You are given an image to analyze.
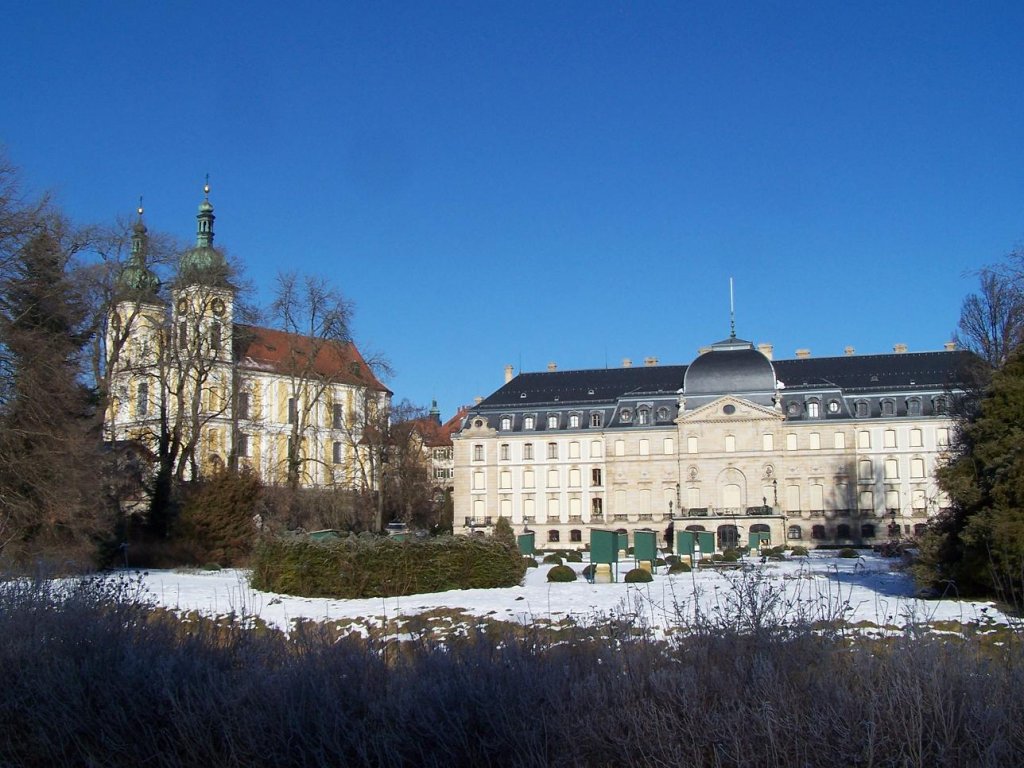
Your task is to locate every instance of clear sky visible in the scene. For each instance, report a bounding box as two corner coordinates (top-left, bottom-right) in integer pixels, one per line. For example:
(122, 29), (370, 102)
(3, 2), (1023, 418)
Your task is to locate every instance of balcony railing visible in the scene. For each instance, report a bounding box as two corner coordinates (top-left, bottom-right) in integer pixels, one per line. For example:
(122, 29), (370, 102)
(464, 516), (493, 527)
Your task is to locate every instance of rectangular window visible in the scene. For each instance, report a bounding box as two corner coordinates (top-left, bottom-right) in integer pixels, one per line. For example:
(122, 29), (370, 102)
(332, 440), (342, 464)
(859, 459), (873, 480)
(137, 382), (149, 417)
(687, 436), (698, 453)
(615, 439), (626, 457)
(807, 401), (820, 418)
(524, 416), (535, 430)
(547, 469), (559, 487)
(237, 433), (249, 458)
(663, 437), (674, 454)
(591, 468), (603, 487)
(500, 443), (510, 461)
(547, 414), (558, 429)
(885, 489), (900, 511)
(591, 440), (603, 458)
(786, 433), (798, 451)
(547, 442), (558, 459)
(858, 430), (871, 449)
(238, 391), (251, 420)
(639, 439), (650, 456)
(210, 322), (221, 352)
(725, 435), (736, 452)
(178, 321), (187, 347)
(884, 429), (897, 448)
(912, 489), (927, 509)
(910, 428), (923, 447)
(523, 443), (534, 460)
(859, 490), (874, 511)
(569, 468), (580, 487)
(569, 413), (580, 428)
(809, 433), (821, 450)
(472, 471), (485, 490)
(884, 458), (899, 479)
(590, 413), (602, 427)
(911, 458), (925, 478)
(333, 403), (344, 429)
(500, 470), (511, 489)
(687, 488), (700, 509)
(810, 484), (824, 510)
(833, 432), (846, 449)
(523, 470), (535, 488)
(288, 397), (298, 425)
(473, 444), (484, 462)
(569, 441), (580, 459)
(786, 485), (801, 512)
(762, 434), (774, 451)
(937, 428), (950, 447)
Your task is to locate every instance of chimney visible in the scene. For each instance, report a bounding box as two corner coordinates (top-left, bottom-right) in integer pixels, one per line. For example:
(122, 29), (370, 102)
(547, 361), (557, 372)
(893, 343), (908, 354)
(474, 396), (483, 405)
(796, 348), (811, 359)
(504, 364), (514, 384)
(622, 358), (632, 368)
(844, 346), (855, 356)
(757, 343), (773, 360)
(643, 356), (659, 367)
(944, 341), (957, 351)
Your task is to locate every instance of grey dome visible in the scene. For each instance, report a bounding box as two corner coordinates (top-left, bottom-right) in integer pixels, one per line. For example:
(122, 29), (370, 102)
(683, 337), (777, 396)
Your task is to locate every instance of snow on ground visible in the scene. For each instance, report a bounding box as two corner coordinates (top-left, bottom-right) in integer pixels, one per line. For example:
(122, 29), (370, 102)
(137, 551), (1012, 637)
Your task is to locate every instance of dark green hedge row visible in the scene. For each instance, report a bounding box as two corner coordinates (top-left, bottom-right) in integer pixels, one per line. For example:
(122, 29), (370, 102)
(250, 535), (527, 598)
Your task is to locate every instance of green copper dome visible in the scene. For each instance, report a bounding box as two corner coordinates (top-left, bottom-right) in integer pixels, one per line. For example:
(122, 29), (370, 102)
(117, 211), (161, 299)
(177, 180), (230, 287)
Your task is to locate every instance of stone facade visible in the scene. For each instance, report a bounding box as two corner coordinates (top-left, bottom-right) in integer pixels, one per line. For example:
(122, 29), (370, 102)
(453, 335), (968, 550)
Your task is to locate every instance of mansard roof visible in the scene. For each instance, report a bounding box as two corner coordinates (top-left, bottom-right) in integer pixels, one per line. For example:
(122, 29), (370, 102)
(477, 349), (974, 410)
(233, 324), (390, 392)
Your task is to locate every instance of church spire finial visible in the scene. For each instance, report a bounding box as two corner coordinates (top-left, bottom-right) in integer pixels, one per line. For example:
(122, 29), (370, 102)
(196, 175), (215, 248)
(131, 196), (148, 257)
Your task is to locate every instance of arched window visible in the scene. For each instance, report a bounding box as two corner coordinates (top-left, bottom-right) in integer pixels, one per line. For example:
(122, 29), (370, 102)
(836, 524), (851, 539)
(637, 408), (650, 425)
(570, 529), (582, 543)
(913, 523), (928, 537)
(500, 415), (512, 430)
(861, 524), (876, 538)
(787, 525), (802, 540)
(811, 525), (826, 539)
(547, 530), (560, 543)
(717, 525), (739, 550)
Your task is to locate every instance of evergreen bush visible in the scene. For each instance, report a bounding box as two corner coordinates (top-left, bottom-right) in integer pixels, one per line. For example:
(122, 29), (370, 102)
(669, 561), (691, 574)
(177, 468), (262, 566)
(542, 554), (563, 565)
(623, 568), (653, 583)
(547, 565), (577, 582)
(564, 550), (583, 563)
(581, 564), (596, 580)
(838, 548), (859, 558)
(251, 534), (527, 598)
(791, 545), (809, 556)
(722, 551), (740, 563)
(525, 557), (538, 568)
(654, 557), (666, 567)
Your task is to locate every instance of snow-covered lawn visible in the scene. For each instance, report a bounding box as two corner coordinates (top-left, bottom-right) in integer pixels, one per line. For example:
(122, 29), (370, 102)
(138, 551), (1013, 638)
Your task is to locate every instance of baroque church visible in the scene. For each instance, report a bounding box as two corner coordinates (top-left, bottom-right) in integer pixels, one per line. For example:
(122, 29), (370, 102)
(105, 184), (390, 488)
(454, 331), (972, 549)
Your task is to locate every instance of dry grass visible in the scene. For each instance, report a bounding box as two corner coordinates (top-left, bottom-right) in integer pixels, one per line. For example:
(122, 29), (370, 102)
(1, 570), (1022, 767)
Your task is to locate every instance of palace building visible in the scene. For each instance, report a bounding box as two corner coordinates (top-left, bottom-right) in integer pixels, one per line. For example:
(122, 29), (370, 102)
(105, 185), (390, 488)
(453, 333), (972, 549)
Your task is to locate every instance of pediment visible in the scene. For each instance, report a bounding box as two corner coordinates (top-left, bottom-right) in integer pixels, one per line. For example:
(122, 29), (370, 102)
(678, 395), (783, 425)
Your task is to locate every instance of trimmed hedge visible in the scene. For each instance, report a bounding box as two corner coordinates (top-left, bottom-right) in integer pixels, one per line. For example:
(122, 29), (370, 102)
(669, 561), (691, 574)
(250, 535), (526, 598)
(542, 554), (564, 566)
(547, 565), (577, 582)
(624, 568), (653, 583)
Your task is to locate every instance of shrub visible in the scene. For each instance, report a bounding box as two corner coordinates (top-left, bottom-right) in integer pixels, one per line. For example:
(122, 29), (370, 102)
(564, 550), (583, 563)
(542, 554), (563, 566)
(669, 561), (691, 574)
(176, 467), (262, 566)
(581, 564), (596, 580)
(626, 546), (634, 556)
(547, 565), (577, 582)
(251, 535), (527, 598)
(525, 557), (538, 568)
(711, 553), (724, 562)
(654, 557), (666, 567)
(838, 548), (859, 559)
(791, 545), (809, 556)
(492, 516), (516, 547)
(623, 568), (653, 583)
(665, 555), (679, 567)
(722, 551), (740, 563)
(699, 557), (714, 566)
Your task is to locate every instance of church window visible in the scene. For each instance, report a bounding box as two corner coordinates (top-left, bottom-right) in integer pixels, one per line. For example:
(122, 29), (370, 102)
(332, 441), (342, 464)
(178, 321), (188, 347)
(136, 382), (149, 417)
(725, 435), (736, 453)
(288, 398), (297, 425)
(210, 322), (221, 352)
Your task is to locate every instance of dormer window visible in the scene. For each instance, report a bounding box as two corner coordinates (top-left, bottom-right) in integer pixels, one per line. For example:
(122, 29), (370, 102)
(828, 399), (841, 414)
(656, 406), (670, 421)
(500, 416), (512, 431)
(933, 396), (948, 414)
(806, 400), (820, 419)
(620, 408), (633, 423)
(547, 414), (559, 429)
(637, 408), (650, 425)
(855, 400), (869, 418)
(590, 412), (603, 428)
(568, 413), (581, 428)
(907, 398), (922, 416)
(524, 415), (535, 430)
(881, 399), (896, 417)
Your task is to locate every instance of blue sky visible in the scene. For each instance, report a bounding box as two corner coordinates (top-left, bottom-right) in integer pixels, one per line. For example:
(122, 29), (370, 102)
(3, 2), (1023, 418)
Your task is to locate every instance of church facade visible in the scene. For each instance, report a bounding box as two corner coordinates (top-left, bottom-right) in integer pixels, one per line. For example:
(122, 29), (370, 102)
(105, 186), (390, 489)
(453, 335), (970, 549)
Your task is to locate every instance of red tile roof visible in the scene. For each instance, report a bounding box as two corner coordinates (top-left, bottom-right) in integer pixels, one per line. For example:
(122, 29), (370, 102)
(233, 324), (390, 393)
(416, 405), (471, 447)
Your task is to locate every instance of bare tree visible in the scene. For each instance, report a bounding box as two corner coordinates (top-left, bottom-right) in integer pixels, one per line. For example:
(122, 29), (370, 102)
(954, 264), (1024, 368)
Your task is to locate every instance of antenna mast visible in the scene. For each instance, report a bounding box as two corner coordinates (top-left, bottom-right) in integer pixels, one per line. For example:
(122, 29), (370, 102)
(729, 277), (736, 338)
